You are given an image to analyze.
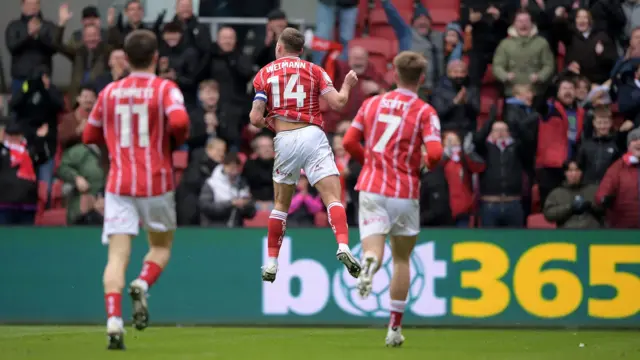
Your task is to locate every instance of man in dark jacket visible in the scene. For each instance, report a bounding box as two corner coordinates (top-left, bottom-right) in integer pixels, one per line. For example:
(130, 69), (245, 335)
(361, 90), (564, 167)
(5, 0), (57, 94)
(543, 159), (603, 228)
(254, 9), (289, 68)
(577, 106), (628, 184)
(431, 60), (480, 137)
(159, 20), (199, 109)
(474, 115), (534, 228)
(242, 134), (275, 202)
(174, 0), (212, 81)
(617, 62), (640, 121)
(107, 0), (165, 47)
(210, 26), (254, 111)
(70, 6), (108, 44)
(0, 116), (48, 224)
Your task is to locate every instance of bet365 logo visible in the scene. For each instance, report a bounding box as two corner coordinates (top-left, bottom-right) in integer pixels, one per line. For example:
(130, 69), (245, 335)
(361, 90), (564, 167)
(262, 237), (448, 317)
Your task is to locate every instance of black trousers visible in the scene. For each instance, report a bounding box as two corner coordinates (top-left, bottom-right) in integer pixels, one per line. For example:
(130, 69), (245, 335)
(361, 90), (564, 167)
(537, 167), (565, 208)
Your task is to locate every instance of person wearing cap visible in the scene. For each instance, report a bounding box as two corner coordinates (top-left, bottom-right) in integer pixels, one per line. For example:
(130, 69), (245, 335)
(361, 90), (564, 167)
(254, 9), (289, 68)
(543, 159), (603, 228)
(70, 5), (108, 44)
(381, 0), (444, 92)
(107, 0), (166, 48)
(596, 127), (640, 228)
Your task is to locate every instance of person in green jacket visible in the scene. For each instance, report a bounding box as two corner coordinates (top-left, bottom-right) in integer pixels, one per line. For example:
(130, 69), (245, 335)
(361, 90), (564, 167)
(56, 144), (106, 224)
(492, 9), (555, 97)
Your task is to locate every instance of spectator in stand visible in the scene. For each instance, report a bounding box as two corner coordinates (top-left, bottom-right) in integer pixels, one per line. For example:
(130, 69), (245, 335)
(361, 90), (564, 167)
(616, 62), (640, 122)
(55, 5), (115, 104)
(199, 152), (256, 227)
(0, 116), (48, 225)
(537, 77), (584, 206)
(381, 0), (444, 92)
(492, 9), (555, 98)
(188, 80), (243, 153)
(56, 143), (107, 225)
(108, 0), (166, 47)
(442, 132), (485, 228)
(94, 49), (129, 93)
(465, 4), (509, 87)
(443, 22), (466, 65)
(324, 46), (388, 133)
(242, 134), (276, 207)
(210, 26), (254, 111)
(502, 84), (539, 176)
(159, 20), (199, 109)
(578, 106), (629, 185)
(521, 0), (555, 53)
(71, 6), (107, 44)
(58, 85), (96, 150)
(174, 0), (212, 81)
(575, 75), (592, 107)
(474, 117), (533, 228)
(622, 0), (640, 47)
(255, 10), (289, 68)
(554, 8), (617, 85)
(9, 67), (63, 192)
(543, 160), (603, 228)
(312, 0), (358, 65)
(431, 60), (479, 137)
(176, 137), (226, 225)
(288, 172), (324, 226)
(596, 127), (640, 228)
(587, 0), (626, 45)
(5, 0), (57, 94)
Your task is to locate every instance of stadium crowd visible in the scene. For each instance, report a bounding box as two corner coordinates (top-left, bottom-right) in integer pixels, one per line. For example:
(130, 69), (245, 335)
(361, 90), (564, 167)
(2, 0), (640, 229)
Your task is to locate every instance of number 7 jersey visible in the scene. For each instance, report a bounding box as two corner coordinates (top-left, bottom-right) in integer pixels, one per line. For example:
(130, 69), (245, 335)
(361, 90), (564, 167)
(84, 73), (189, 197)
(352, 89), (442, 199)
(253, 56), (335, 129)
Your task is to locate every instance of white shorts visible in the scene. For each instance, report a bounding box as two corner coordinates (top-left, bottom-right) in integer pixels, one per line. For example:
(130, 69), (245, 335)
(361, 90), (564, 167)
(358, 191), (420, 240)
(273, 125), (340, 186)
(102, 191), (177, 244)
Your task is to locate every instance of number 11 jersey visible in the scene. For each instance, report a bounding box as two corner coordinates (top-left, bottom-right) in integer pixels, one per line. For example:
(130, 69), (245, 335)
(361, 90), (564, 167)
(253, 56), (335, 130)
(85, 72), (188, 197)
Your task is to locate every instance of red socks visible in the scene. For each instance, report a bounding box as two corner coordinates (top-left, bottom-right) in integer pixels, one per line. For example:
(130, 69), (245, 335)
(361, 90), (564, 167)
(105, 293), (122, 318)
(328, 202), (349, 245)
(268, 210), (288, 258)
(389, 300), (406, 329)
(138, 261), (163, 288)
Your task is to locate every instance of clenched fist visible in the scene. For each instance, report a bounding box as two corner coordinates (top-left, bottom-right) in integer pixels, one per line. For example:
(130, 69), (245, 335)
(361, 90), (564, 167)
(344, 70), (359, 88)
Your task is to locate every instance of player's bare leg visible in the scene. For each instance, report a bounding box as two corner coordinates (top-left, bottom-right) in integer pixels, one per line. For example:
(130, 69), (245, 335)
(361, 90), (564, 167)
(356, 234), (386, 298)
(385, 235), (418, 347)
(314, 175), (361, 278)
(103, 234), (133, 350)
(262, 182), (296, 282)
(129, 231), (174, 330)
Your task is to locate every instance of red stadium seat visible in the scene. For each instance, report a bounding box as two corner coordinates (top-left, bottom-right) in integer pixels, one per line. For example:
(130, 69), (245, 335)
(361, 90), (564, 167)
(36, 208), (67, 226)
(50, 180), (65, 209)
(482, 65), (497, 85)
(173, 150), (188, 170)
(531, 184), (541, 213)
(370, 25), (399, 41)
(527, 214), (556, 229)
(427, 8), (459, 31)
(244, 210), (271, 227)
(392, 0), (416, 11)
(314, 212), (330, 227)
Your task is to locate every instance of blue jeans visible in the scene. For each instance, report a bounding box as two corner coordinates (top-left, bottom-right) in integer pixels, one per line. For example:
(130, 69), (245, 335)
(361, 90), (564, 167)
(0, 209), (36, 225)
(480, 200), (524, 228)
(455, 215), (470, 228)
(11, 79), (25, 96)
(38, 158), (55, 207)
(312, 3), (358, 65)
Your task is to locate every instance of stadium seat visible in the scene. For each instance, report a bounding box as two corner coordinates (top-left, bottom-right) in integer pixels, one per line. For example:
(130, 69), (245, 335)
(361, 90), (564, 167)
(527, 214), (556, 229)
(482, 65), (497, 85)
(314, 212), (330, 227)
(244, 210), (271, 227)
(531, 184), (541, 213)
(392, 0), (416, 11)
(426, 8), (459, 31)
(36, 208), (67, 226)
(50, 180), (65, 209)
(173, 151), (188, 170)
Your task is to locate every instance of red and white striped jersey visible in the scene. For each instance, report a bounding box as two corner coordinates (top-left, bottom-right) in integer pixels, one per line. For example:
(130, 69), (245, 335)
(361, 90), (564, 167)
(253, 56), (335, 129)
(84, 72), (188, 197)
(352, 88), (442, 199)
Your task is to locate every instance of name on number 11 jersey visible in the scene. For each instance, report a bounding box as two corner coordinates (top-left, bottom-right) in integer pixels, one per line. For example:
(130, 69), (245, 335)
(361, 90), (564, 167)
(352, 88), (442, 199)
(253, 56), (335, 129)
(83, 73), (188, 197)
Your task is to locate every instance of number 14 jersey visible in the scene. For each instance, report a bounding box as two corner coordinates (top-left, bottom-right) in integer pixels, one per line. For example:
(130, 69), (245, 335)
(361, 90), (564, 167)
(253, 56), (335, 130)
(352, 89), (442, 199)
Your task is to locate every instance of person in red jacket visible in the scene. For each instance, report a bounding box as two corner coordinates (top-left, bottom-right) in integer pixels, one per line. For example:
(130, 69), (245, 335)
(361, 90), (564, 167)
(537, 77), (584, 206)
(596, 128), (640, 228)
(442, 131), (485, 227)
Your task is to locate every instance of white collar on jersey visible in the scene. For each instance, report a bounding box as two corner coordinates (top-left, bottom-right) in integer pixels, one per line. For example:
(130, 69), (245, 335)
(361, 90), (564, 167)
(128, 71), (157, 78)
(394, 88), (418, 97)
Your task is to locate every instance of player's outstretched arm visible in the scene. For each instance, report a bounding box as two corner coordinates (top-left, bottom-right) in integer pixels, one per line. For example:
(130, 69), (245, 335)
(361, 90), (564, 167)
(323, 70), (359, 111)
(343, 125), (365, 164)
(249, 100), (267, 128)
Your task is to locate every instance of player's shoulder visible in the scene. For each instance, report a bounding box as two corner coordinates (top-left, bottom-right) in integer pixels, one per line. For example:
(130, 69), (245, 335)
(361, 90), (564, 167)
(412, 98), (435, 114)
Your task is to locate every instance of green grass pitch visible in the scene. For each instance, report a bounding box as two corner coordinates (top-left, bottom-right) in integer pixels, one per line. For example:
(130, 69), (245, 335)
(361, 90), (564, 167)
(0, 326), (638, 359)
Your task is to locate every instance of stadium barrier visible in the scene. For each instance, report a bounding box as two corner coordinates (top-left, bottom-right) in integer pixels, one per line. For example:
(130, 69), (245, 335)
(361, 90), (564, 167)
(1, 228), (638, 328)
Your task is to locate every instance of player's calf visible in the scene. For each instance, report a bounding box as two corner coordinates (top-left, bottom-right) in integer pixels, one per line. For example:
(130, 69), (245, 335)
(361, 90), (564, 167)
(103, 234), (131, 343)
